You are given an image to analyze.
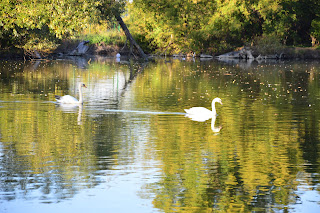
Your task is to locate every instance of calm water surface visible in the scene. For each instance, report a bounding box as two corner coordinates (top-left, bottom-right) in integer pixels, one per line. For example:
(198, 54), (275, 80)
(1, 57), (320, 212)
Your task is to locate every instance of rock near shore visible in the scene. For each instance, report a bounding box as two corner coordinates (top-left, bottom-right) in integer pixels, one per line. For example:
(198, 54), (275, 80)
(217, 46), (320, 60)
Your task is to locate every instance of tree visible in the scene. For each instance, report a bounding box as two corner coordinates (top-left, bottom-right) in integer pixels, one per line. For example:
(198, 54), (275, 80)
(128, 0), (320, 54)
(0, 0), (148, 59)
(98, 0), (148, 59)
(0, 0), (100, 47)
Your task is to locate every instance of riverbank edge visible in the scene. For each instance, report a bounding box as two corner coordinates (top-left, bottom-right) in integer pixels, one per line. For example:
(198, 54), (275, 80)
(1, 41), (320, 60)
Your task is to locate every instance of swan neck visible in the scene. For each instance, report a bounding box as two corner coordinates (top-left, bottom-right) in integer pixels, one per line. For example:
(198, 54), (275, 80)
(212, 101), (217, 114)
(211, 115), (217, 128)
(78, 84), (83, 104)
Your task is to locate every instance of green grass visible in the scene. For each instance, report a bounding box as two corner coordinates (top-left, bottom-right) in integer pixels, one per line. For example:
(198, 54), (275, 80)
(84, 33), (126, 45)
(79, 24), (126, 46)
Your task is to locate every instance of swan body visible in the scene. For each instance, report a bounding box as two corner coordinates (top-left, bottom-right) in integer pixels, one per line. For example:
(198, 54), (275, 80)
(184, 98), (222, 119)
(55, 83), (87, 104)
(185, 111), (212, 122)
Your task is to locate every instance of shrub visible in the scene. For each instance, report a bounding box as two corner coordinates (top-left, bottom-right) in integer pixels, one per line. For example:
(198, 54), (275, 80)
(251, 34), (285, 55)
(311, 19), (320, 47)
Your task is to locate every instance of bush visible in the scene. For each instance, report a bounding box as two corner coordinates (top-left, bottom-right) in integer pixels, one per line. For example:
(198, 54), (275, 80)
(311, 19), (320, 47)
(251, 34), (285, 55)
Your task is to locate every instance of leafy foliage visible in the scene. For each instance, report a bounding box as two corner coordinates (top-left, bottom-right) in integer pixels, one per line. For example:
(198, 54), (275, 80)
(0, 0), (124, 49)
(311, 19), (320, 46)
(128, 0), (320, 54)
(0, 0), (319, 53)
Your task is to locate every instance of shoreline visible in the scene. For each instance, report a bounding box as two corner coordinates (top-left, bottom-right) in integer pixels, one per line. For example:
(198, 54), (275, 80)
(1, 42), (319, 61)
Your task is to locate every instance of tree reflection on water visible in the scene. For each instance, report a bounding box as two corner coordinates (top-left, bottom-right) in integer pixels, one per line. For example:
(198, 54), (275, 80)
(0, 59), (320, 212)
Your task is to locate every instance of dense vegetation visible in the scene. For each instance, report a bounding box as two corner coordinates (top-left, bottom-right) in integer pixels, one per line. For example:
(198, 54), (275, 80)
(0, 0), (319, 55)
(127, 0), (320, 54)
(0, 0), (125, 50)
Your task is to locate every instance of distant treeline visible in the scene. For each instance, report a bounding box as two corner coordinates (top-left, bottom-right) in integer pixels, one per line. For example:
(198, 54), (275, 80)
(1, 0), (319, 54)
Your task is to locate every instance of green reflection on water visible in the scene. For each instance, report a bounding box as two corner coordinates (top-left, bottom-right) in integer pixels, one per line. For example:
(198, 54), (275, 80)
(0, 58), (320, 212)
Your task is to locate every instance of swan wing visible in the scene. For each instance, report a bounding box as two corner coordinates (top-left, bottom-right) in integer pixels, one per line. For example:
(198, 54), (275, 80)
(184, 107), (212, 115)
(56, 95), (79, 104)
(185, 113), (212, 122)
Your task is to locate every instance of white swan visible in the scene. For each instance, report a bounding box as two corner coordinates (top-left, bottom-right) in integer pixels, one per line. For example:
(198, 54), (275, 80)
(184, 98), (222, 121)
(55, 83), (87, 104)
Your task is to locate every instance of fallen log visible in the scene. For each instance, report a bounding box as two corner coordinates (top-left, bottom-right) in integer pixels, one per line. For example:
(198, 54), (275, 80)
(217, 47), (284, 61)
(200, 54), (213, 58)
(68, 41), (89, 56)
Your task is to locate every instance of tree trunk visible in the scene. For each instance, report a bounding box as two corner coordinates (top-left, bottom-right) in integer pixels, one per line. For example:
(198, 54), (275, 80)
(115, 14), (148, 60)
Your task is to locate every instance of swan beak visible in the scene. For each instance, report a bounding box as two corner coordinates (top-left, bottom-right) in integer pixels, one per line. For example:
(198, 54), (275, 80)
(219, 101), (223, 105)
(82, 84), (87, 88)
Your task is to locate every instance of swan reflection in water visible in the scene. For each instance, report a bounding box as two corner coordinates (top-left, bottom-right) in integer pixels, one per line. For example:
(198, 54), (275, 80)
(210, 116), (222, 133)
(55, 104), (83, 125)
(185, 113), (222, 133)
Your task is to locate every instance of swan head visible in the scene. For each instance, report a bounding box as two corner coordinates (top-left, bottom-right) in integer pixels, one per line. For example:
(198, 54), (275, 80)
(212, 98), (222, 105)
(80, 83), (87, 88)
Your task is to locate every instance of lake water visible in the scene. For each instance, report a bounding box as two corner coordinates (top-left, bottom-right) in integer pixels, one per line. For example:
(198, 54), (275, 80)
(0, 57), (320, 212)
